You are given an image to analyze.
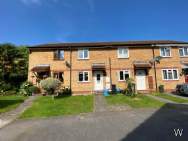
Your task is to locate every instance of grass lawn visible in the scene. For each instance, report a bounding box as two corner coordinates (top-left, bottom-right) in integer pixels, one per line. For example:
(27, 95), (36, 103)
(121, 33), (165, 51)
(153, 93), (188, 103)
(20, 95), (94, 119)
(0, 95), (27, 113)
(106, 94), (165, 108)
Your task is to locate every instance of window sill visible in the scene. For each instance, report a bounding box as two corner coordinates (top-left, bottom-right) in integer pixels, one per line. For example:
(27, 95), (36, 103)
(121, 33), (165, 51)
(77, 81), (91, 83)
(118, 80), (126, 82)
(162, 79), (179, 81)
(161, 56), (172, 58)
(117, 57), (129, 59)
(180, 56), (188, 58)
(77, 58), (89, 60)
(53, 59), (65, 61)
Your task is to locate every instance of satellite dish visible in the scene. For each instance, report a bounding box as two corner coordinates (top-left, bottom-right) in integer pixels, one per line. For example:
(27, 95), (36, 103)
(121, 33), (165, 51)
(65, 61), (71, 68)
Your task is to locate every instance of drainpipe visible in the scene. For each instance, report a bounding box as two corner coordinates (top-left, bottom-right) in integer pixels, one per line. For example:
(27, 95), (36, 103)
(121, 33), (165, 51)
(152, 45), (158, 92)
(109, 58), (112, 89)
(69, 47), (72, 90)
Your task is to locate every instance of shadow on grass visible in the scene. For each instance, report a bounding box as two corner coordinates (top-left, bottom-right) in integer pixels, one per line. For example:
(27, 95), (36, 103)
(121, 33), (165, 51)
(54, 95), (72, 99)
(120, 103), (188, 141)
(0, 99), (24, 109)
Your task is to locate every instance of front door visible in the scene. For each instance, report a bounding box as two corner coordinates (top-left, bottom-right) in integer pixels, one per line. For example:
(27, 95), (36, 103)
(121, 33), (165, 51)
(94, 71), (103, 91)
(136, 70), (146, 90)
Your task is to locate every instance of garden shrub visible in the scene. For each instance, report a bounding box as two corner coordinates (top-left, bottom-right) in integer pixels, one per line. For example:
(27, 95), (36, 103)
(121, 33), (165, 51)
(28, 86), (40, 94)
(159, 85), (164, 93)
(0, 81), (17, 95)
(40, 77), (61, 95)
(0, 82), (12, 91)
(123, 78), (136, 97)
(56, 87), (72, 98)
(19, 81), (34, 96)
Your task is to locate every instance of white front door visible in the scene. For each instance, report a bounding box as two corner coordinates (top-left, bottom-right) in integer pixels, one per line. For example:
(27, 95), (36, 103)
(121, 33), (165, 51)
(94, 71), (103, 91)
(136, 70), (146, 90)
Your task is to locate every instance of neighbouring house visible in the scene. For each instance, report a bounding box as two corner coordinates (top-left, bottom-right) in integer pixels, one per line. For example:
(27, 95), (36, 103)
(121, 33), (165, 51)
(28, 40), (188, 95)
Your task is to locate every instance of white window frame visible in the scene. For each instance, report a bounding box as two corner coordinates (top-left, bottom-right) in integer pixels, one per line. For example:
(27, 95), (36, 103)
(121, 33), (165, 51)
(179, 47), (188, 57)
(161, 69), (179, 80)
(59, 50), (64, 60)
(53, 72), (64, 82)
(78, 71), (89, 82)
(118, 70), (130, 81)
(54, 50), (64, 60)
(117, 48), (129, 58)
(78, 49), (89, 59)
(160, 47), (171, 57)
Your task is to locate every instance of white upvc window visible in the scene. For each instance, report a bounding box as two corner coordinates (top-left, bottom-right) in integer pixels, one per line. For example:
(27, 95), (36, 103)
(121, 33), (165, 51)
(117, 48), (129, 58)
(162, 69), (179, 80)
(78, 71), (89, 82)
(160, 47), (171, 57)
(54, 50), (64, 60)
(53, 72), (64, 82)
(78, 49), (89, 59)
(119, 70), (130, 81)
(179, 47), (188, 57)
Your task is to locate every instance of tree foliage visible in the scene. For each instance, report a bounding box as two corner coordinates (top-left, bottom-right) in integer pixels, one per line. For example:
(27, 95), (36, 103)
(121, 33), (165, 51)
(40, 77), (61, 95)
(0, 43), (28, 90)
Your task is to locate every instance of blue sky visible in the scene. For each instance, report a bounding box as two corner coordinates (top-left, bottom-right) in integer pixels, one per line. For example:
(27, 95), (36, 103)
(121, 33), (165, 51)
(0, 0), (188, 45)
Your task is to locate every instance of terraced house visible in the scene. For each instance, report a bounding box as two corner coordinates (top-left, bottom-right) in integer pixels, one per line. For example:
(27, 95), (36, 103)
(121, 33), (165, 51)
(28, 40), (188, 95)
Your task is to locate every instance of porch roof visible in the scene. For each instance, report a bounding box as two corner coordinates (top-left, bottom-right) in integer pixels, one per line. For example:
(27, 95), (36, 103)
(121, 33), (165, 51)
(180, 61), (188, 68)
(133, 61), (152, 68)
(180, 60), (188, 64)
(92, 63), (105, 70)
(31, 65), (50, 72)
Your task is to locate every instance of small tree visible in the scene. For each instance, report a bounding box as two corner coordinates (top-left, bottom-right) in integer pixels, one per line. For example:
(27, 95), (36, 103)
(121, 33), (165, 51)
(40, 77), (61, 95)
(123, 78), (136, 97)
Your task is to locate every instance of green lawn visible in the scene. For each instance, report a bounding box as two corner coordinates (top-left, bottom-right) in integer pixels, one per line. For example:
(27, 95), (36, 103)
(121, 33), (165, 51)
(20, 95), (94, 119)
(0, 95), (27, 113)
(153, 93), (188, 103)
(106, 94), (165, 108)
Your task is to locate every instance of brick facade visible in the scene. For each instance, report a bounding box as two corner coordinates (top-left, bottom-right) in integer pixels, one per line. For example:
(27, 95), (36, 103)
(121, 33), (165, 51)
(28, 41), (188, 95)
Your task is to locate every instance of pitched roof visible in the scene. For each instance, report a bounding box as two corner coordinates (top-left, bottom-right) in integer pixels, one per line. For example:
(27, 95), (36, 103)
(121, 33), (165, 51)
(29, 40), (188, 49)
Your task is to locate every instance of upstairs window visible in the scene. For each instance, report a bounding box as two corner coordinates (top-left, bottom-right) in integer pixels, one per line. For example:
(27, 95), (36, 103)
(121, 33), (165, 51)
(179, 47), (188, 57)
(78, 71), (89, 82)
(162, 69), (178, 80)
(54, 50), (64, 60)
(119, 70), (130, 81)
(118, 48), (129, 58)
(160, 47), (171, 57)
(53, 72), (64, 82)
(78, 49), (89, 59)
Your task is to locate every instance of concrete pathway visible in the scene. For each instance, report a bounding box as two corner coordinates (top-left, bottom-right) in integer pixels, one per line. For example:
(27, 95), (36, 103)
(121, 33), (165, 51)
(146, 94), (176, 103)
(94, 94), (131, 113)
(0, 96), (37, 128)
(94, 95), (108, 112)
(167, 93), (188, 99)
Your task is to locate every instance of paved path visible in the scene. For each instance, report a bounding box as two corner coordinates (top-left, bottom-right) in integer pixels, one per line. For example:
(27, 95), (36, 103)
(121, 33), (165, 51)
(146, 94), (176, 103)
(167, 93), (188, 99)
(0, 96), (37, 128)
(94, 95), (131, 113)
(94, 95), (108, 112)
(0, 104), (188, 141)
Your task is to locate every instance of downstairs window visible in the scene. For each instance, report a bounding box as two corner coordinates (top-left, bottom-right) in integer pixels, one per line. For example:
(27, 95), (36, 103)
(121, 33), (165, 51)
(53, 72), (64, 82)
(162, 69), (178, 80)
